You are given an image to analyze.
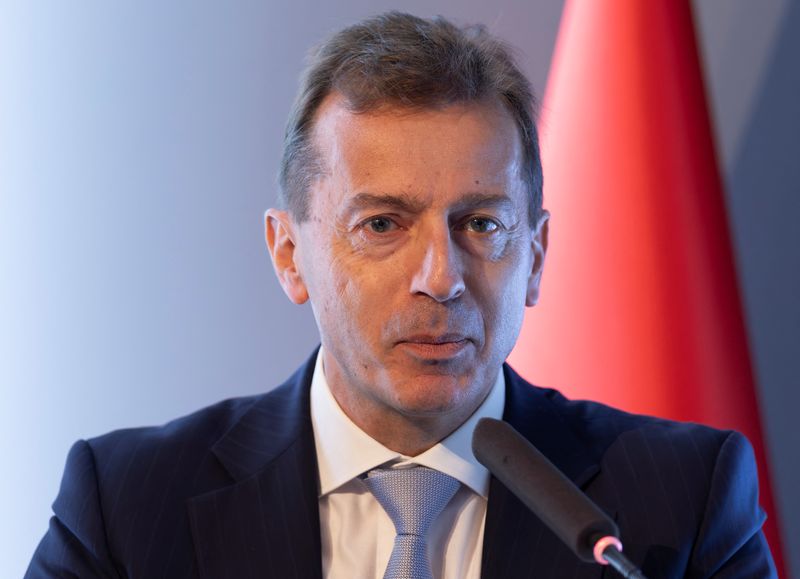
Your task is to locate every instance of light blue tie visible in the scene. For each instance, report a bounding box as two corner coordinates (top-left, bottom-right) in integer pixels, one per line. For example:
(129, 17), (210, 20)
(364, 466), (461, 579)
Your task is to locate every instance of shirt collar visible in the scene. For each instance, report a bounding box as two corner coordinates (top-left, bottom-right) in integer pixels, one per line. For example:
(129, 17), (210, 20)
(310, 347), (505, 499)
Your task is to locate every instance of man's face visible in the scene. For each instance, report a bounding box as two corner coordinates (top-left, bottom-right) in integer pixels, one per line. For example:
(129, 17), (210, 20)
(267, 94), (547, 441)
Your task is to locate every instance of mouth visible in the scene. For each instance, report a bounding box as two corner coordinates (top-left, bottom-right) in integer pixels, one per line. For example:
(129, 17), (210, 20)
(396, 334), (471, 360)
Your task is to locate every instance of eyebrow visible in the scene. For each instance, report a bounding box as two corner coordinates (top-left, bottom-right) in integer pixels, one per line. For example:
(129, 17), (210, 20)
(343, 192), (427, 215)
(452, 192), (515, 212)
(341, 191), (515, 218)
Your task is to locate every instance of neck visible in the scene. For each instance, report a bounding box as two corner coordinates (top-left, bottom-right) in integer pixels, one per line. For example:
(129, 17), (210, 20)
(320, 347), (498, 456)
(345, 410), (463, 456)
(326, 377), (491, 457)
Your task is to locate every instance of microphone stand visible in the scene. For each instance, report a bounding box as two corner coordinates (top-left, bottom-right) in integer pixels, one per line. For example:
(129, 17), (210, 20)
(592, 535), (648, 579)
(473, 418), (650, 579)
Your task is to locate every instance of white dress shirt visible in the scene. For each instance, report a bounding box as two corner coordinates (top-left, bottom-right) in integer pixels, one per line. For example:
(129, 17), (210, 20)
(310, 348), (505, 579)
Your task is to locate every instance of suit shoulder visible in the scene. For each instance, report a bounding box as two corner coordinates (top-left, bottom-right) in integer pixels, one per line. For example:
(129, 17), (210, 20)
(544, 385), (732, 442)
(514, 378), (742, 470)
(85, 393), (262, 461)
(79, 362), (313, 492)
(556, 390), (731, 441)
(84, 351), (318, 461)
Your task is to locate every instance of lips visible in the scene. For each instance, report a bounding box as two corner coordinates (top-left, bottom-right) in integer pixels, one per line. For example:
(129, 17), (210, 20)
(401, 333), (469, 345)
(396, 334), (472, 360)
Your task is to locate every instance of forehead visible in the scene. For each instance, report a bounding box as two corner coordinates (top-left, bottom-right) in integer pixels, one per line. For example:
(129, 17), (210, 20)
(308, 94), (525, 209)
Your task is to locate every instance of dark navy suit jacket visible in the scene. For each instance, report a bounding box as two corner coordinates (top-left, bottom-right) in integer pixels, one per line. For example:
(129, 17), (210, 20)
(26, 352), (776, 578)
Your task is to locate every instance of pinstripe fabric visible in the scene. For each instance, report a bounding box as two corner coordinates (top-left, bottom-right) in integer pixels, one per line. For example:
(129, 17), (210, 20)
(480, 368), (776, 579)
(25, 352), (776, 578)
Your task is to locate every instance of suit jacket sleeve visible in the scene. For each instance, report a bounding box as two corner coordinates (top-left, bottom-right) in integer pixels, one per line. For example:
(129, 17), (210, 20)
(25, 440), (120, 579)
(688, 431), (776, 578)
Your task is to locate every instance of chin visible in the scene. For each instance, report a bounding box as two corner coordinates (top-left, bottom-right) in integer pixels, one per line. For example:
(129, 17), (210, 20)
(390, 377), (476, 417)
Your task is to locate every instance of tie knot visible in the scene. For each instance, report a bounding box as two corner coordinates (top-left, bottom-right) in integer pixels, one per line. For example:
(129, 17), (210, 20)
(363, 466), (460, 536)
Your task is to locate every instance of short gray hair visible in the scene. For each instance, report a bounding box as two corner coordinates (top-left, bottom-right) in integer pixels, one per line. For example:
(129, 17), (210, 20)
(279, 11), (543, 224)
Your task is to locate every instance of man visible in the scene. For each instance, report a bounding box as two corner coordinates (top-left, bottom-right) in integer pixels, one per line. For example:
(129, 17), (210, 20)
(26, 11), (775, 579)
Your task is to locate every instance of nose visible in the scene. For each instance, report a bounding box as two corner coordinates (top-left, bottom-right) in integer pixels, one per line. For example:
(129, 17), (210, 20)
(409, 224), (466, 302)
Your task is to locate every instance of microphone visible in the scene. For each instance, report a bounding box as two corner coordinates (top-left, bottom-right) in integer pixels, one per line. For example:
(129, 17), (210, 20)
(472, 417), (648, 579)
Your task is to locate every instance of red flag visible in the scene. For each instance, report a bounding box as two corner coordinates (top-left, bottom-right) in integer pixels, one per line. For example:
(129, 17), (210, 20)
(509, 0), (786, 573)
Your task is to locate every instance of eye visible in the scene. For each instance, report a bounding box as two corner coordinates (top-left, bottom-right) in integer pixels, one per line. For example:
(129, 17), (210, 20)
(463, 216), (500, 233)
(363, 216), (397, 233)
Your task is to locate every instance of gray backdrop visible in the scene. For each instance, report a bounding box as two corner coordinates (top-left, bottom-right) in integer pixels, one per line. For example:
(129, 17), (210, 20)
(1, 1), (797, 577)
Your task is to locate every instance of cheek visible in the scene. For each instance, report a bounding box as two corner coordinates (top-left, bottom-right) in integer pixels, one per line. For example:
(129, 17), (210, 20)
(474, 249), (531, 336)
(316, 256), (383, 332)
(461, 225), (527, 262)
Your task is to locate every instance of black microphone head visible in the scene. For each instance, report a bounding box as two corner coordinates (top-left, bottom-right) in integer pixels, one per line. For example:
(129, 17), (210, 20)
(472, 417), (619, 562)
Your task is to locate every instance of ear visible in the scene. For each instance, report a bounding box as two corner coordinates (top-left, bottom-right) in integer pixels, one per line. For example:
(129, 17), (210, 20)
(264, 209), (309, 305)
(525, 210), (550, 307)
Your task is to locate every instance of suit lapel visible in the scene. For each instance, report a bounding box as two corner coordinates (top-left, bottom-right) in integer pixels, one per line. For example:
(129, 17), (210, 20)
(187, 353), (323, 579)
(480, 365), (607, 579)
(184, 355), (607, 578)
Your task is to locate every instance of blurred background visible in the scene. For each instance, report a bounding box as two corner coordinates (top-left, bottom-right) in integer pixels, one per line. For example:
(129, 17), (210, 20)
(1, 0), (797, 577)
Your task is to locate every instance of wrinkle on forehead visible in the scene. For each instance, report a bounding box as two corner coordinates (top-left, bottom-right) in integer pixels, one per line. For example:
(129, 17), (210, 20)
(309, 93), (525, 198)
